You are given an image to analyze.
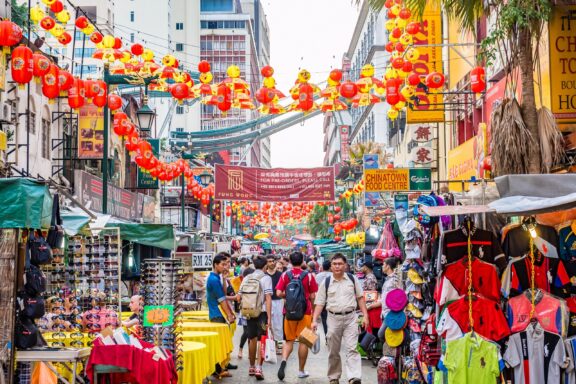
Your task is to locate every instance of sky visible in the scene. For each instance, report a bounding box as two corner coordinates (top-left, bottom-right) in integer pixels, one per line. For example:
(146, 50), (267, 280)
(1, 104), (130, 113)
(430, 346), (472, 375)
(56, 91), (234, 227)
(263, 1), (361, 168)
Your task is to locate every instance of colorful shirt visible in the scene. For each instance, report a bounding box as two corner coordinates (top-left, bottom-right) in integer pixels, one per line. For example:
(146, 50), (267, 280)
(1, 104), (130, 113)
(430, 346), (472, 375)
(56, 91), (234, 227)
(508, 255), (571, 298)
(443, 332), (500, 384)
(507, 289), (566, 336)
(362, 272), (379, 291)
(503, 224), (559, 259)
(206, 271), (226, 320)
(275, 267), (318, 315)
(559, 224), (576, 261)
(564, 337), (576, 384)
(435, 258), (500, 305)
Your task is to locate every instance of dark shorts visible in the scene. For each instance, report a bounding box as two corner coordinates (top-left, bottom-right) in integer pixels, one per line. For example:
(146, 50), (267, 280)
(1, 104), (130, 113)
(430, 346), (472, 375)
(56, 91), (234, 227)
(246, 312), (268, 339)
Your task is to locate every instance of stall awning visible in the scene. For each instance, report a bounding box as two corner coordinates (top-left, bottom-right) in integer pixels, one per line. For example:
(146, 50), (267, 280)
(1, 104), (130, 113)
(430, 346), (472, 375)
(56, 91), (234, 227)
(105, 223), (175, 250)
(0, 178), (52, 229)
(61, 211), (91, 236)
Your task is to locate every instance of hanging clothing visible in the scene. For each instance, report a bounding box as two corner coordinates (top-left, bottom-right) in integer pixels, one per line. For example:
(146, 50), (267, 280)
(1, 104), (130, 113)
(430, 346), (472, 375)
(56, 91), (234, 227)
(504, 322), (566, 384)
(564, 336), (576, 384)
(558, 222), (576, 261)
(436, 294), (510, 342)
(434, 258), (501, 306)
(508, 254), (571, 298)
(506, 289), (567, 336)
(565, 297), (576, 337)
(443, 332), (501, 384)
(441, 226), (507, 273)
(502, 224), (559, 259)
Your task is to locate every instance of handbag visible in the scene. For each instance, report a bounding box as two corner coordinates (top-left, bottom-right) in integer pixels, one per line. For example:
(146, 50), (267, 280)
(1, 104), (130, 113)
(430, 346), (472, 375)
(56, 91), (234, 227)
(29, 231), (53, 266)
(359, 331), (377, 352)
(24, 243), (47, 296)
(46, 194), (64, 250)
(372, 220), (401, 261)
(311, 331), (321, 354)
(18, 291), (45, 319)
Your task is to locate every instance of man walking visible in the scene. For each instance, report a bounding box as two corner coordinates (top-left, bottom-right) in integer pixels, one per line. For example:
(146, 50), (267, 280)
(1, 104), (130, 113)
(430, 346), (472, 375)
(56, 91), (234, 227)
(315, 260), (332, 337)
(206, 253), (236, 379)
(266, 255), (284, 354)
(312, 253), (370, 384)
(238, 256), (272, 380)
(275, 251), (318, 380)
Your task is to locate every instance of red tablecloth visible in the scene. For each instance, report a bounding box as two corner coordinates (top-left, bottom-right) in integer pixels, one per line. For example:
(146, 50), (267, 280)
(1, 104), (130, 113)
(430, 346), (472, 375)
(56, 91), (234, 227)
(85, 339), (178, 384)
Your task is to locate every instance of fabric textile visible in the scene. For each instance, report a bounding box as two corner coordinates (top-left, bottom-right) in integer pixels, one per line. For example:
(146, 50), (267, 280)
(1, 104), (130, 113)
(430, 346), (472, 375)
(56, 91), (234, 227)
(283, 315), (312, 341)
(508, 255), (571, 298)
(503, 224), (559, 259)
(276, 267), (318, 315)
(507, 289), (566, 336)
(559, 224), (576, 261)
(315, 273), (363, 313)
(270, 299), (284, 342)
(381, 273), (401, 318)
(435, 258), (500, 305)
(246, 312), (268, 339)
(443, 332), (500, 384)
(326, 312), (362, 381)
(267, 270), (283, 300)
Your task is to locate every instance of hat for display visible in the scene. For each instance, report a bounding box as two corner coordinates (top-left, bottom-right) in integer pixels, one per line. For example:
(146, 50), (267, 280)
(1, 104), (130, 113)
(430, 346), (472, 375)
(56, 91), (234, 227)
(386, 288), (408, 311)
(385, 327), (405, 348)
(385, 310), (407, 331)
(407, 269), (424, 284)
(406, 303), (423, 318)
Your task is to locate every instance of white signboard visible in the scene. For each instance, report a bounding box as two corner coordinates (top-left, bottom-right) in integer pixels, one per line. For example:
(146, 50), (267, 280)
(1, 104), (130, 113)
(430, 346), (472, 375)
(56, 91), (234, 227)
(241, 244), (260, 256)
(174, 252), (214, 271)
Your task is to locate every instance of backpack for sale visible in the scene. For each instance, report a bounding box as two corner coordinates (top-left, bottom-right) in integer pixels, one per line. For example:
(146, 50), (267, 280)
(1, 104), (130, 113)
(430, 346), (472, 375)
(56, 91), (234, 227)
(17, 291), (45, 319)
(240, 274), (265, 319)
(24, 264), (46, 296)
(15, 316), (39, 349)
(418, 312), (441, 367)
(413, 195), (438, 227)
(29, 232), (53, 266)
(284, 271), (308, 321)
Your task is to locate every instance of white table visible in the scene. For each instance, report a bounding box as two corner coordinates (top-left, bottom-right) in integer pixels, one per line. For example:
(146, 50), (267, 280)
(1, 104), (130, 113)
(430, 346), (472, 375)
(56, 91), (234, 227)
(16, 348), (91, 384)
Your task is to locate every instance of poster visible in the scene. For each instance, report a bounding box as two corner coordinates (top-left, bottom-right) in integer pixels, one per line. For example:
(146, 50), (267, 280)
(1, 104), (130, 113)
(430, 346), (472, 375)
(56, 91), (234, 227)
(447, 137), (479, 192)
(78, 105), (105, 159)
(137, 138), (160, 189)
(215, 164), (335, 202)
(364, 192), (387, 208)
(143, 305), (174, 327)
(394, 194), (409, 228)
(363, 154), (379, 169)
(340, 126), (350, 162)
(364, 168), (432, 192)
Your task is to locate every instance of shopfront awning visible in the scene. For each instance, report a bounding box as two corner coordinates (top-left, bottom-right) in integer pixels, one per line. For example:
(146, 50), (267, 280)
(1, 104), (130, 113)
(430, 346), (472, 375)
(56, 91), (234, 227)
(0, 178), (52, 229)
(105, 223), (175, 250)
(60, 211), (91, 236)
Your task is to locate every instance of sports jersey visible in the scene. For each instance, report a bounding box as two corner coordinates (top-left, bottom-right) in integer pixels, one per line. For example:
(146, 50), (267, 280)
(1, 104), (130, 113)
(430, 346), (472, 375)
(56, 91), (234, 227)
(443, 332), (501, 384)
(566, 297), (576, 337)
(559, 223), (576, 261)
(507, 289), (566, 336)
(503, 224), (559, 259)
(436, 294), (510, 342)
(504, 322), (566, 384)
(434, 258), (500, 305)
(564, 337), (576, 384)
(441, 226), (507, 273)
(508, 254), (571, 298)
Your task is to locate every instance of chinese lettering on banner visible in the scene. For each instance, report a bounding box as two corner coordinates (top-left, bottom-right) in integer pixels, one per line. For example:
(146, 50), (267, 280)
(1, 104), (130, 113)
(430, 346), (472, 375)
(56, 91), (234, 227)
(407, 4), (444, 123)
(410, 142), (434, 165)
(214, 165), (335, 202)
(78, 105), (105, 159)
(340, 126), (350, 162)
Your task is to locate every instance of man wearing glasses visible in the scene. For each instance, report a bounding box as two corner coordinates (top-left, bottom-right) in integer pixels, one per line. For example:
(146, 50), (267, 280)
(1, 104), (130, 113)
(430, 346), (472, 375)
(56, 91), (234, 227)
(312, 253), (370, 384)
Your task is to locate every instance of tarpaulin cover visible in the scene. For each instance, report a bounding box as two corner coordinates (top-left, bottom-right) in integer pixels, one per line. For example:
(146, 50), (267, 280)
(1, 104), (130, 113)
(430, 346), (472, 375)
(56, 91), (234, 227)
(105, 223), (175, 250)
(60, 211), (91, 235)
(0, 178), (52, 229)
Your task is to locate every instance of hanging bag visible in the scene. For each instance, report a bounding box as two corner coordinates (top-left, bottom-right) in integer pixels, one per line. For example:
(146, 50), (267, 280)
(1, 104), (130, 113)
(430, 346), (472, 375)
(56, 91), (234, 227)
(15, 316), (39, 349)
(372, 220), (401, 261)
(46, 194), (64, 250)
(24, 240), (47, 296)
(264, 330), (277, 363)
(29, 231), (52, 266)
(18, 291), (45, 319)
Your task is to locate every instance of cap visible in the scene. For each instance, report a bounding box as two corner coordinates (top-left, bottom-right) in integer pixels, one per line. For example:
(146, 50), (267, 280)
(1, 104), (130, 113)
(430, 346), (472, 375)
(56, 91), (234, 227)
(386, 288), (408, 311)
(406, 303), (423, 318)
(407, 269), (424, 284)
(385, 310), (407, 331)
(385, 327), (405, 348)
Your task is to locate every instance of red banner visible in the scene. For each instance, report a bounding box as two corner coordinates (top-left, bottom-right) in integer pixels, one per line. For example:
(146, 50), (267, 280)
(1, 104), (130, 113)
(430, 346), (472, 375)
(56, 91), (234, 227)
(214, 165), (335, 202)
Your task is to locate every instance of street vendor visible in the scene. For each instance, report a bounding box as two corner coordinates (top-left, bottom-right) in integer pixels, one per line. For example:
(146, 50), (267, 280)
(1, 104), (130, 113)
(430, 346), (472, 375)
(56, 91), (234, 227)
(122, 294), (143, 338)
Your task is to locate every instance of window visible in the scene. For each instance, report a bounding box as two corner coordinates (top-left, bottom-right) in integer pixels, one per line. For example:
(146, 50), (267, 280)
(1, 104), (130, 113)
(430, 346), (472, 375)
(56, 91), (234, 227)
(176, 106), (184, 114)
(29, 111), (36, 135)
(74, 48), (95, 58)
(176, 22), (184, 30)
(41, 119), (50, 159)
(200, 0), (234, 12)
(207, 21), (217, 29)
(130, 11), (134, 22)
(130, 33), (135, 42)
(175, 127), (184, 132)
(175, 43), (183, 52)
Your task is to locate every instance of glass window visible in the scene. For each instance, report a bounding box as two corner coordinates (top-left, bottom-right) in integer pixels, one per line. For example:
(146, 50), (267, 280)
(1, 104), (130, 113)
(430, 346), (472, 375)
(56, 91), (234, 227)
(176, 43), (183, 52)
(130, 11), (134, 22)
(201, 21), (208, 29)
(207, 21), (217, 29)
(29, 111), (36, 135)
(217, 21), (224, 28)
(200, 0), (234, 12)
(176, 106), (184, 114)
(176, 22), (184, 30)
(176, 127), (184, 132)
(130, 33), (134, 43)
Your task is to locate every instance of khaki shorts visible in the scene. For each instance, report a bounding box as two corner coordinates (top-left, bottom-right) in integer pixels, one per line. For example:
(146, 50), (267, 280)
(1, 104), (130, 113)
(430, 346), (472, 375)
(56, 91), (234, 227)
(284, 315), (312, 341)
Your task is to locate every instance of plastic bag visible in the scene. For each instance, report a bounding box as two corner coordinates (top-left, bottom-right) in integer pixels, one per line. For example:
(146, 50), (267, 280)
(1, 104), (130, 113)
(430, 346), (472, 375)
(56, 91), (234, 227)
(31, 362), (57, 384)
(311, 331), (321, 354)
(264, 331), (277, 363)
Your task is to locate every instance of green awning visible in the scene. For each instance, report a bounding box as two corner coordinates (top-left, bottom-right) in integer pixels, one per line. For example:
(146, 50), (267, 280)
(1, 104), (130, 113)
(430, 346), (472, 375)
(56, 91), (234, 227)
(60, 211), (91, 236)
(312, 239), (335, 245)
(0, 178), (52, 229)
(105, 223), (175, 250)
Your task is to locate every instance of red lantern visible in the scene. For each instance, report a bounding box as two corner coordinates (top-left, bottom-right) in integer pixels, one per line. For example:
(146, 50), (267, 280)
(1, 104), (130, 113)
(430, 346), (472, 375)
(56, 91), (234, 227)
(398, 8), (411, 19)
(333, 214), (341, 221)
(11, 45), (33, 88)
(334, 236), (342, 242)
(75, 16), (89, 29)
(482, 156), (492, 171)
(402, 62), (413, 73)
(58, 69), (73, 94)
(137, 139), (152, 154)
(255, 87), (274, 104)
(32, 53), (50, 81)
(90, 32), (103, 44)
(68, 78), (85, 110)
(42, 63), (60, 102)
(216, 84), (232, 112)
(108, 94), (122, 112)
(57, 32), (72, 45)
(170, 83), (190, 103)
(391, 57), (404, 70)
(426, 72), (445, 89)
(334, 206), (341, 213)
(113, 37), (122, 49)
(405, 22), (420, 35)
(339, 81), (358, 99)
(131, 43), (143, 56)
(384, 0), (394, 8)
(40, 16), (56, 31)
(387, 9), (397, 19)
(261, 65), (274, 77)
(407, 72), (420, 86)
(385, 42), (395, 53)
(50, 1), (64, 13)
(198, 60), (211, 73)
(125, 132), (140, 152)
(470, 66), (486, 93)
(0, 20), (22, 52)
(329, 69), (343, 82)
(334, 223), (342, 234)
(395, 42), (406, 52)
(92, 80), (107, 109)
(391, 28), (402, 39)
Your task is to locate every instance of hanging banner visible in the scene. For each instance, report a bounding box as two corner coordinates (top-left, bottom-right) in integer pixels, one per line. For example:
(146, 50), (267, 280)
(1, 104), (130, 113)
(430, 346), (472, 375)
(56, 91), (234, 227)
(137, 139), (160, 189)
(340, 126), (350, 162)
(365, 168), (432, 192)
(215, 164), (335, 202)
(407, 4), (444, 123)
(0, 131), (6, 151)
(78, 105), (105, 159)
(447, 137), (478, 192)
(549, 5), (576, 122)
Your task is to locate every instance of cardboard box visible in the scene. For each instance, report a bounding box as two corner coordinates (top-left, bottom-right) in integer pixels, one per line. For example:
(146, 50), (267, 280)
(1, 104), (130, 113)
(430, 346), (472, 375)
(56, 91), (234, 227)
(298, 327), (318, 349)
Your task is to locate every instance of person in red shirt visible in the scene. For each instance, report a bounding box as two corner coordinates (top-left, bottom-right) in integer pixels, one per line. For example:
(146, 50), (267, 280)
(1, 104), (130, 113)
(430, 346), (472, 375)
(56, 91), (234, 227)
(275, 251), (318, 380)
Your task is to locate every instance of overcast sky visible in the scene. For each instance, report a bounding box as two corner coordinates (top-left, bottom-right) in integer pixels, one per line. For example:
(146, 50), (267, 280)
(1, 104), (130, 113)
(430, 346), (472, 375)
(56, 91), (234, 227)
(263, 1), (360, 168)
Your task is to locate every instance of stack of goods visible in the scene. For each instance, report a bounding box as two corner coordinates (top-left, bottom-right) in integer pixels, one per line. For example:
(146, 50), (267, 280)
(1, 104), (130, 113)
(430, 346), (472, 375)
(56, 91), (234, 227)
(384, 288), (409, 349)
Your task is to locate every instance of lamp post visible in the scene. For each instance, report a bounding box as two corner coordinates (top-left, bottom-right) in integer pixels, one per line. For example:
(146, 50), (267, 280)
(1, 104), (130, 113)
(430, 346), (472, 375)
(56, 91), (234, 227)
(136, 100), (156, 132)
(345, 172), (356, 215)
(199, 170), (214, 236)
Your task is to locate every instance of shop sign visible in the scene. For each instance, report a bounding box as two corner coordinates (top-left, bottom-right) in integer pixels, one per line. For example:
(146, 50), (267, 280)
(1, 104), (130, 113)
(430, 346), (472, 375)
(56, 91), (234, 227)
(77, 105), (106, 159)
(215, 242), (231, 254)
(447, 137), (479, 192)
(365, 168), (431, 192)
(409, 141), (434, 165)
(136, 139), (159, 189)
(409, 125), (433, 142)
(0, 131), (6, 151)
(340, 126), (350, 162)
(407, 4), (444, 123)
(363, 154), (379, 169)
(215, 164), (335, 202)
(241, 243), (260, 255)
(549, 5), (576, 121)
(143, 305), (174, 327)
(174, 252), (214, 271)
(394, 194), (409, 210)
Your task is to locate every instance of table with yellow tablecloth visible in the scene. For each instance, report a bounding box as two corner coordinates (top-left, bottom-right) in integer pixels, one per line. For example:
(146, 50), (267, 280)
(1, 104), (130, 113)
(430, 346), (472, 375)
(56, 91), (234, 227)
(178, 322), (235, 356)
(179, 341), (210, 384)
(180, 310), (209, 321)
(180, 331), (225, 368)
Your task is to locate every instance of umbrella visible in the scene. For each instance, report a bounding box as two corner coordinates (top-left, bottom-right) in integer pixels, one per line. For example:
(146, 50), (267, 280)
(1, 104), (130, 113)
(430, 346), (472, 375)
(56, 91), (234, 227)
(292, 234), (315, 241)
(254, 233), (269, 240)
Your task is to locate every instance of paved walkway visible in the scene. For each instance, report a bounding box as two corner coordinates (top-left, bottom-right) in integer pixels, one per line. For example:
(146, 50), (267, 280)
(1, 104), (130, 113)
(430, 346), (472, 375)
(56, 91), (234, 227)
(210, 327), (380, 384)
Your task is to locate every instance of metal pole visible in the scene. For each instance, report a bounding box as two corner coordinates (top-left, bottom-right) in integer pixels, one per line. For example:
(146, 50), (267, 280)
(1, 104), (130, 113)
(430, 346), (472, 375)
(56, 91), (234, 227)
(181, 173), (185, 232)
(209, 198), (213, 236)
(102, 64), (109, 213)
(26, 0), (31, 176)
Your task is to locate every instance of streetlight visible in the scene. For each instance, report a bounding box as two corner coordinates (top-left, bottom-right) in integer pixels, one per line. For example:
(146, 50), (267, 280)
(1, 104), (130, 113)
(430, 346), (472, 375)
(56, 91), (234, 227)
(199, 170), (214, 236)
(344, 172), (356, 214)
(136, 101), (156, 132)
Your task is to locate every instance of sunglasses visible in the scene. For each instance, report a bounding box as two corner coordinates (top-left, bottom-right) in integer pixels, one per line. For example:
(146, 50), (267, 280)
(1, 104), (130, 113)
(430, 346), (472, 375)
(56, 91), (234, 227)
(51, 341), (65, 347)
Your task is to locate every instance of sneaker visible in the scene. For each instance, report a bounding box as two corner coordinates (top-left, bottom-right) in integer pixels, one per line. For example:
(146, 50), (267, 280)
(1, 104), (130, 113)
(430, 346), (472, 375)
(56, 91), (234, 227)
(248, 367), (256, 376)
(254, 367), (265, 381)
(226, 363), (238, 370)
(348, 379), (361, 384)
(330, 380), (340, 384)
(298, 371), (310, 378)
(278, 360), (287, 381)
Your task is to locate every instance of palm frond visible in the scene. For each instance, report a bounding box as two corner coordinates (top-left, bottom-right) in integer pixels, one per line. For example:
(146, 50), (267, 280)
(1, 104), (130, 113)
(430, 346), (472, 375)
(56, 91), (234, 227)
(537, 107), (565, 173)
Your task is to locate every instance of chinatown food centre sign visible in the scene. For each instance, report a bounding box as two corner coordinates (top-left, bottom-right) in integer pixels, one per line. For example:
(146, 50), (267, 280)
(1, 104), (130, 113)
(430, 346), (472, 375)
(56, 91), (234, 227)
(364, 168), (432, 192)
(214, 164), (335, 202)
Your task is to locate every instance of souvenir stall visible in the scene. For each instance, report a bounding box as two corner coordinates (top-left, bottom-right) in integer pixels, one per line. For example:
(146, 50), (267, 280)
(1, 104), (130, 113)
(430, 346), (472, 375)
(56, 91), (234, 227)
(373, 174), (576, 384)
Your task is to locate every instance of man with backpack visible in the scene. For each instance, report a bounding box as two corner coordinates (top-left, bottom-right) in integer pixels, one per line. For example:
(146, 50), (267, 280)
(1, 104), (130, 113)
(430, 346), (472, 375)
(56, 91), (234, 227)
(312, 253), (370, 384)
(238, 256), (273, 380)
(275, 251), (319, 380)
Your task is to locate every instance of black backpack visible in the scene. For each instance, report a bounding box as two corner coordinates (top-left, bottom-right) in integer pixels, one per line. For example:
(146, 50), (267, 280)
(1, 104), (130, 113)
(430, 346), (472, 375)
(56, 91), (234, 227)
(18, 291), (45, 319)
(284, 271), (308, 321)
(24, 242), (47, 296)
(46, 194), (64, 250)
(29, 232), (53, 266)
(15, 316), (39, 349)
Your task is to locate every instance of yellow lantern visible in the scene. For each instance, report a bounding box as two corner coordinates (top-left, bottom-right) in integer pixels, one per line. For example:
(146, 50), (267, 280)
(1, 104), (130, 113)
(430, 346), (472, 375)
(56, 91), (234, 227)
(56, 10), (71, 24)
(401, 85), (416, 99)
(51, 24), (65, 38)
(200, 71), (213, 84)
(398, 69), (408, 79)
(385, 19), (395, 31)
(263, 76), (275, 88)
(41, 0), (56, 5)
(120, 50), (131, 63)
(82, 24), (95, 35)
(30, 6), (45, 24)
(102, 35), (115, 49)
(399, 33), (413, 46)
(162, 54), (176, 67)
(394, 101), (406, 110)
(405, 47), (420, 63)
(142, 48), (154, 61)
(390, 4), (401, 16)
(395, 18), (407, 29)
(385, 67), (398, 80)
(357, 232), (366, 243)
(95, 42), (104, 49)
(388, 108), (399, 120)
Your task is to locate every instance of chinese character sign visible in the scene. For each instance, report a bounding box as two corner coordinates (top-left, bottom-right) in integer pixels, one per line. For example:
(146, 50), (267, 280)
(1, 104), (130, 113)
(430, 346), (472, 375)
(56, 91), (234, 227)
(410, 141), (433, 165)
(214, 165), (335, 202)
(340, 126), (350, 162)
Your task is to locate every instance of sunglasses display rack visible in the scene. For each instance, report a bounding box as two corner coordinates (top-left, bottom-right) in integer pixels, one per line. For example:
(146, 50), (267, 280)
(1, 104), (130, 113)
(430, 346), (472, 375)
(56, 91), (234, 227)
(141, 258), (183, 366)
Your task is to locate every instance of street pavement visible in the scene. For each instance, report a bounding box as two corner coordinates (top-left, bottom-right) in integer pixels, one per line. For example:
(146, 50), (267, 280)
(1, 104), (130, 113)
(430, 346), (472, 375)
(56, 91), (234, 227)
(210, 327), (380, 384)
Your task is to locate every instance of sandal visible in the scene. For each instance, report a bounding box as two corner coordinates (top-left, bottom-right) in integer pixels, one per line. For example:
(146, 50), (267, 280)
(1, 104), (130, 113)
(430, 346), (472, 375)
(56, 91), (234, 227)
(249, 367), (256, 376)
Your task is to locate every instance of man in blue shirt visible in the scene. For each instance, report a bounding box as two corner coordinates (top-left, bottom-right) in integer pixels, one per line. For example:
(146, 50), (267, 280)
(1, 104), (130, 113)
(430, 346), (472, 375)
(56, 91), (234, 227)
(207, 253), (236, 378)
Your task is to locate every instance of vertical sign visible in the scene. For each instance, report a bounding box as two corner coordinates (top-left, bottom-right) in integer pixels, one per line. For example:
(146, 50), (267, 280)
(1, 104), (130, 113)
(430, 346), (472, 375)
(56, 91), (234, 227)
(407, 4), (444, 123)
(340, 126), (350, 162)
(447, 137), (478, 192)
(137, 138), (160, 189)
(78, 105), (105, 159)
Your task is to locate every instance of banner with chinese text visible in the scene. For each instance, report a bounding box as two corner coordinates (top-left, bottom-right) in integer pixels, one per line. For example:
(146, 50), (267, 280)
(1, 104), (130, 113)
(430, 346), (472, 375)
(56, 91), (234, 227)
(214, 165), (335, 202)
